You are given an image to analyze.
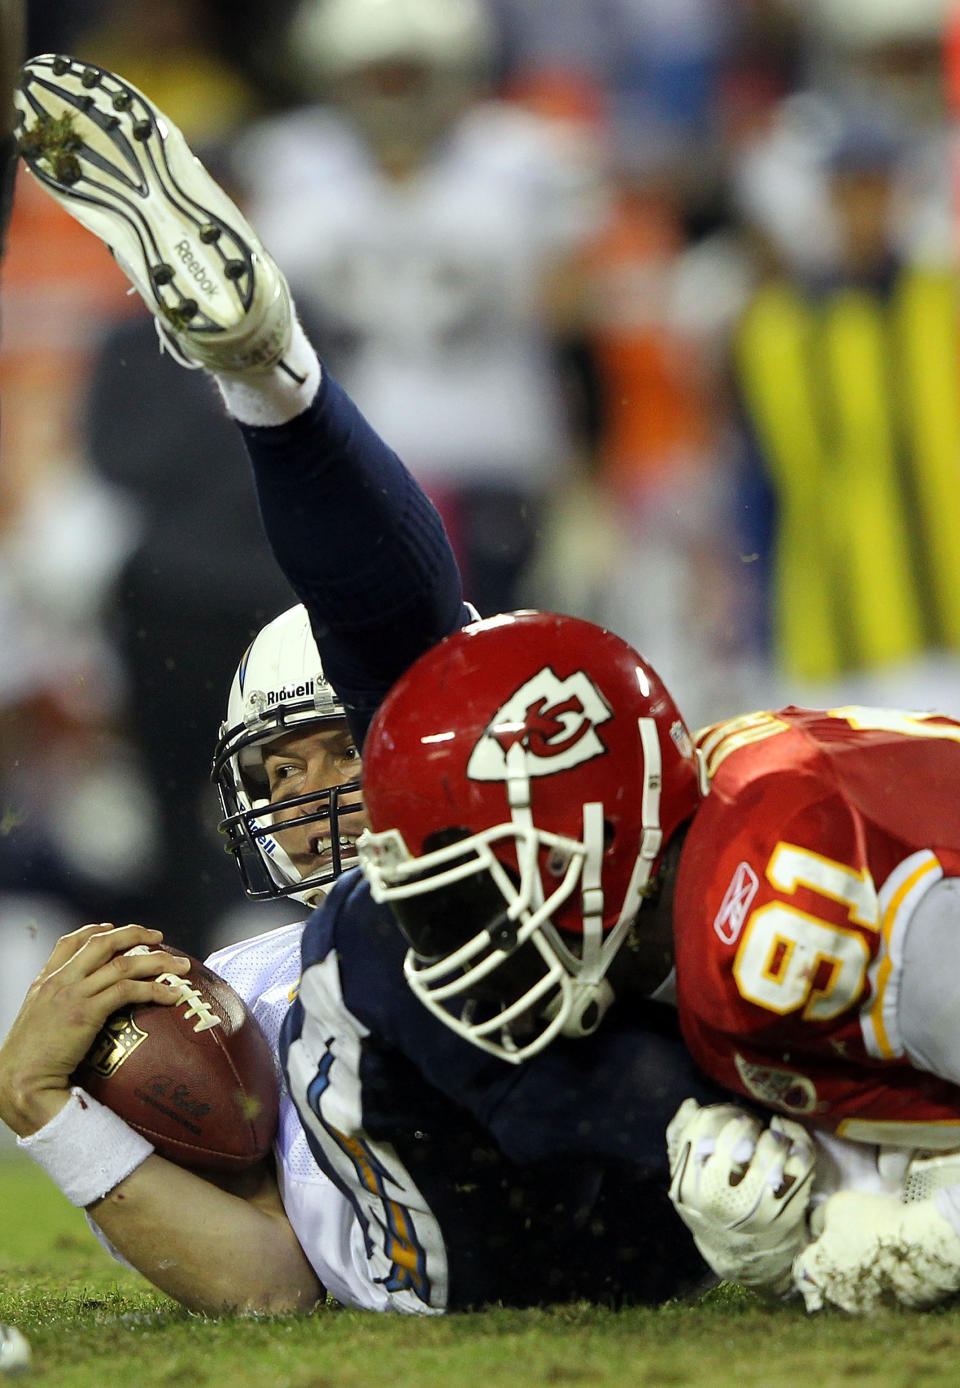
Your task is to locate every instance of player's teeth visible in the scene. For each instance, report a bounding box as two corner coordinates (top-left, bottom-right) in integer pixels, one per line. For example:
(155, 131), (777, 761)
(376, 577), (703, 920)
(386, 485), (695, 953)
(313, 837), (355, 855)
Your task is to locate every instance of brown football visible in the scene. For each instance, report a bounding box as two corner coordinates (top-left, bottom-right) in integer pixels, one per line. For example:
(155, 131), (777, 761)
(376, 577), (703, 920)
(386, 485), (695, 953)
(73, 951), (279, 1172)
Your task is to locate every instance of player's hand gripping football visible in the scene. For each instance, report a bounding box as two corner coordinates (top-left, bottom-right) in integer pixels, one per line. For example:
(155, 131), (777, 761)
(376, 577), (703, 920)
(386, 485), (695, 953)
(666, 1098), (817, 1295)
(0, 923), (190, 1136)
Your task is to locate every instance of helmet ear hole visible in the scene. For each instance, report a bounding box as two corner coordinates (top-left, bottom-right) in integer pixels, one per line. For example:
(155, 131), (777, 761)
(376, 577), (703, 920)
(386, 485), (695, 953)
(603, 819), (616, 852)
(239, 758), (270, 799)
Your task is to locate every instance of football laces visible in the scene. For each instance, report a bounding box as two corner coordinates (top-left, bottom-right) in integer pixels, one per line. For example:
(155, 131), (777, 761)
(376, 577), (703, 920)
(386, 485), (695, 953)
(156, 973), (222, 1033)
(125, 945), (222, 1032)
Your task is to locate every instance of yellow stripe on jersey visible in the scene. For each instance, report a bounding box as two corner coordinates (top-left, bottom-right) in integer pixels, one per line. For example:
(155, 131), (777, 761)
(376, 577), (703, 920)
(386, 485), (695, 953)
(837, 1117), (960, 1149)
(862, 851), (942, 1060)
(333, 1127), (430, 1298)
(695, 710), (789, 780)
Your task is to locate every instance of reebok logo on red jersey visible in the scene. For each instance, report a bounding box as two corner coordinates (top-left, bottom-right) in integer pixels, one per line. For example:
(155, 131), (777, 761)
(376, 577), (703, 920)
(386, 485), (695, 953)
(467, 668), (612, 781)
(714, 861), (758, 944)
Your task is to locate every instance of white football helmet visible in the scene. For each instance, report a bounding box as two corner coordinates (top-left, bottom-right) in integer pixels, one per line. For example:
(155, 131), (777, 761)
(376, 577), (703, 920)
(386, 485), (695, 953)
(213, 604), (363, 906)
(285, 0), (494, 156)
(807, 0), (950, 48)
(290, 0), (493, 79)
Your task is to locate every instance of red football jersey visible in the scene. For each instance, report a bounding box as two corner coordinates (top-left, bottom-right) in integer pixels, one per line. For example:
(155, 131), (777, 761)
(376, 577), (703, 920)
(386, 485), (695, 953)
(673, 706), (960, 1148)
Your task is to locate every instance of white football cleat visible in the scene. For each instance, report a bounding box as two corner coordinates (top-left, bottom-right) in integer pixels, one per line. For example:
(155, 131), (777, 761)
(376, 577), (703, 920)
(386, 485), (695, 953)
(15, 53), (295, 374)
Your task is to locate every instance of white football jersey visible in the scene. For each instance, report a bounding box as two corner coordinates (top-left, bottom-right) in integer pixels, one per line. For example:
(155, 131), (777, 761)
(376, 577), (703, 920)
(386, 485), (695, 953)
(86, 921), (432, 1312)
(234, 101), (609, 487)
(205, 922), (429, 1311)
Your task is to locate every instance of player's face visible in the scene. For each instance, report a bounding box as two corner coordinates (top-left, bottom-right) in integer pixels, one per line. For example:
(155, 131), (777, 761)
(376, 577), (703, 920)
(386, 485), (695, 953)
(263, 724), (366, 876)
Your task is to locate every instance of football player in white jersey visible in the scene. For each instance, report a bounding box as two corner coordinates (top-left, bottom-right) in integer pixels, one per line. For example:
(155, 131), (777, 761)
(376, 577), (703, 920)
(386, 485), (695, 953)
(235, 0), (608, 616)
(201, 602), (467, 1312)
(2, 596), (487, 1314)
(0, 33), (487, 1302)
(0, 603), (402, 1314)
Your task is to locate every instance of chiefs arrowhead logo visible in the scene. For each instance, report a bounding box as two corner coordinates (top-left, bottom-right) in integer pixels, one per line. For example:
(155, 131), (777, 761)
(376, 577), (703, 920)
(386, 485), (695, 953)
(467, 668), (612, 780)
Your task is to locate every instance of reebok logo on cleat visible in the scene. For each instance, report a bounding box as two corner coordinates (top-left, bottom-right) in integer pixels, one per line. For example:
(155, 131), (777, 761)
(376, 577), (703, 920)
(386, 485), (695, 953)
(174, 239), (219, 297)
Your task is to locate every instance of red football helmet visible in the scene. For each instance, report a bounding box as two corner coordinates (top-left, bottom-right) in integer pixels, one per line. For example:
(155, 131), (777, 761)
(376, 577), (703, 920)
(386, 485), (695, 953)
(358, 611), (704, 1062)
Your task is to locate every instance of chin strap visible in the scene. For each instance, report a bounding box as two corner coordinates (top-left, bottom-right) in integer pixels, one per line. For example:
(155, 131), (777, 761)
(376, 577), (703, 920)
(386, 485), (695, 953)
(560, 976), (615, 1038)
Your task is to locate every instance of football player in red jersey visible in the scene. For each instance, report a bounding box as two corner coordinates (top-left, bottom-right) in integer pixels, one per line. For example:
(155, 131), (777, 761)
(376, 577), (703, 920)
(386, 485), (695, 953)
(671, 703), (960, 1140)
(665, 704), (960, 1311)
(354, 617), (960, 1312)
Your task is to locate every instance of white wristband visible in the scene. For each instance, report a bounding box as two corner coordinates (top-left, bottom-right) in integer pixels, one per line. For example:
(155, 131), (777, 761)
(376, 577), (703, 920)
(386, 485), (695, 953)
(16, 1087), (155, 1207)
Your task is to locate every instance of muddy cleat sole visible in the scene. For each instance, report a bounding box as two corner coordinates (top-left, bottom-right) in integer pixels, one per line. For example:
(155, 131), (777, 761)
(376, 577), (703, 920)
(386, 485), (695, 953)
(15, 54), (294, 373)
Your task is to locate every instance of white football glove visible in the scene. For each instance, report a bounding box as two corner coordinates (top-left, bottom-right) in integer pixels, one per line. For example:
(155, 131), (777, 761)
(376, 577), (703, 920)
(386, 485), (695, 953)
(792, 1190), (960, 1313)
(666, 1098), (816, 1295)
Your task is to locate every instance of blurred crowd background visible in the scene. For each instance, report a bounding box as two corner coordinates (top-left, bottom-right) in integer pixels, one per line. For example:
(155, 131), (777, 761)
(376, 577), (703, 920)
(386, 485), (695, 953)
(2, 0), (960, 1039)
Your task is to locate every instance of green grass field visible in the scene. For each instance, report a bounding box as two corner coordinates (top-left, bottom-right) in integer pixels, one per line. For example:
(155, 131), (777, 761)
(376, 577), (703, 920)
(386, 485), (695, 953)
(4, 1154), (960, 1388)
